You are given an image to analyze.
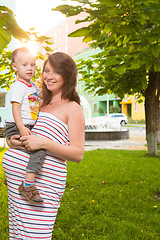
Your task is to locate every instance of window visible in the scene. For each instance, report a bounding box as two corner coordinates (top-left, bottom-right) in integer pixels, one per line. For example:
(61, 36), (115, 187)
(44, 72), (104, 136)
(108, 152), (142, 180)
(0, 93), (6, 107)
(134, 102), (137, 112)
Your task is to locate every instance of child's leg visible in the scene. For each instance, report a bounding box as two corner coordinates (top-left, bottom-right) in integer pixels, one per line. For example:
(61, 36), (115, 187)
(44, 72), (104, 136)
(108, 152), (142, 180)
(5, 122), (20, 139)
(19, 170), (43, 204)
(18, 149), (46, 204)
(21, 126), (44, 185)
(24, 149), (45, 187)
(25, 172), (36, 186)
(26, 149), (46, 175)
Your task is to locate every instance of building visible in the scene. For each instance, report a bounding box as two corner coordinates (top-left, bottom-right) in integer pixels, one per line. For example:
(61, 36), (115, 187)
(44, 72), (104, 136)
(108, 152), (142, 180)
(121, 94), (145, 120)
(46, 13), (122, 118)
(46, 12), (89, 56)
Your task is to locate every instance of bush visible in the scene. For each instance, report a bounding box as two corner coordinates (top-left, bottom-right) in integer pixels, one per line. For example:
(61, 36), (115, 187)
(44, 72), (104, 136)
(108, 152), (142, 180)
(110, 105), (121, 113)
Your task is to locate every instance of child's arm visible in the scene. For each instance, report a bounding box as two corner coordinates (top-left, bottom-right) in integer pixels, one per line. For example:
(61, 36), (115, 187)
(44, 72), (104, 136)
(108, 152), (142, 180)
(38, 92), (44, 108)
(38, 92), (43, 99)
(12, 102), (32, 136)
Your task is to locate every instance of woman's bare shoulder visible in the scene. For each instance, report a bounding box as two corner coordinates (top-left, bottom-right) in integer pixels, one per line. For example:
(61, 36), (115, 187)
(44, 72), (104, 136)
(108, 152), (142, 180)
(68, 101), (83, 112)
(67, 101), (85, 124)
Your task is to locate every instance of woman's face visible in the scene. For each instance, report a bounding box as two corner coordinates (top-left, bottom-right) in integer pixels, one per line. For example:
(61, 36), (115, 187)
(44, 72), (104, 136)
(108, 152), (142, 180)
(43, 61), (64, 94)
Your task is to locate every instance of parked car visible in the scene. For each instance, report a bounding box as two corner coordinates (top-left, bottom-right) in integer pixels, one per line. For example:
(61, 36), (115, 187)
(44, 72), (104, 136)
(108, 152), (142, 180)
(106, 113), (128, 126)
(85, 116), (108, 130)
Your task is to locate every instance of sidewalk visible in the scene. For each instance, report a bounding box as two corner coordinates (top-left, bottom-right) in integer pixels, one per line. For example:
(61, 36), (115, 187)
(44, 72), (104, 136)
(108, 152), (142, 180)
(85, 127), (147, 151)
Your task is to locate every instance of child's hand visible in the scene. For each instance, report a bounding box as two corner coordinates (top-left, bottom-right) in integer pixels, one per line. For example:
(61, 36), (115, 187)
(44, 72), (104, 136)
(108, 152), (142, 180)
(20, 127), (32, 137)
(8, 135), (26, 150)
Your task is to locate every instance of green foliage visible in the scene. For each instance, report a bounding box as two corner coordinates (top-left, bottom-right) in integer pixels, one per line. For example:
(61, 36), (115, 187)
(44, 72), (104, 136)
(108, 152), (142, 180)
(110, 105), (121, 113)
(0, 6), (54, 89)
(0, 31), (54, 88)
(52, 4), (83, 17)
(0, 49), (14, 89)
(1, 148), (160, 239)
(0, 148), (8, 240)
(54, 0), (160, 155)
(53, 0), (160, 98)
(0, 6), (29, 53)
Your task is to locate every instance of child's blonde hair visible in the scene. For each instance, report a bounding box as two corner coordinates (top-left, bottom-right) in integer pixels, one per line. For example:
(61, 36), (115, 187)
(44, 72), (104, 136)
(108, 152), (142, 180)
(12, 47), (33, 63)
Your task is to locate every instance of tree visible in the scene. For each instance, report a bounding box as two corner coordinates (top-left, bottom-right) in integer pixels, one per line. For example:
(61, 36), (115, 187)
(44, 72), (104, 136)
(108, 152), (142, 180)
(0, 6), (53, 88)
(0, 5), (28, 88)
(0, 5), (29, 53)
(53, 0), (160, 156)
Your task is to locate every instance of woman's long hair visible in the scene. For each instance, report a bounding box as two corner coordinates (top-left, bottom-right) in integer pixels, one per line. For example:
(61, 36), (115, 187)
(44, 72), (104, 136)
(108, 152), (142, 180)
(41, 52), (80, 106)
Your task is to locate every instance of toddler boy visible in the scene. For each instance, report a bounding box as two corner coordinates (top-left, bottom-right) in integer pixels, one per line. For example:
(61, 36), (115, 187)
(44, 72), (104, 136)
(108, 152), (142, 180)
(5, 47), (45, 204)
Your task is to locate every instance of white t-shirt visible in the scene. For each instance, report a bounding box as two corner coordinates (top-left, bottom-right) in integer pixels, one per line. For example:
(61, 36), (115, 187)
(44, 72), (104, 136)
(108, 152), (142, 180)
(8, 80), (41, 125)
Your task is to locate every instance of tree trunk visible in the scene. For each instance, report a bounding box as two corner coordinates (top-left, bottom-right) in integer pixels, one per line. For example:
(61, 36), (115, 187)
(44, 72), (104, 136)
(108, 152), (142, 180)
(157, 101), (160, 144)
(144, 72), (160, 156)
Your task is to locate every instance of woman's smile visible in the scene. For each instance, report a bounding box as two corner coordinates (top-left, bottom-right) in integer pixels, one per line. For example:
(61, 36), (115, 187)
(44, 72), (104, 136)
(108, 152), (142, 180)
(46, 79), (57, 87)
(43, 61), (64, 92)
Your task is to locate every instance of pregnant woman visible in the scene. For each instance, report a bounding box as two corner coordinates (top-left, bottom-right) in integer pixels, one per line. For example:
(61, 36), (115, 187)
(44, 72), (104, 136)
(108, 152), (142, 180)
(3, 52), (85, 239)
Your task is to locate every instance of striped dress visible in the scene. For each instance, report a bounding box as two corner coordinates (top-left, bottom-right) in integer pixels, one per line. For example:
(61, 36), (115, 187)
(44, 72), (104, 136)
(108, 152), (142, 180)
(3, 112), (69, 240)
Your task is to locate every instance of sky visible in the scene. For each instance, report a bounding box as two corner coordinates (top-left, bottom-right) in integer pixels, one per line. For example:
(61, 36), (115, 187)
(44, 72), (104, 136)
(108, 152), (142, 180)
(1, 0), (76, 52)
(15, 0), (68, 34)
(12, 0), (75, 52)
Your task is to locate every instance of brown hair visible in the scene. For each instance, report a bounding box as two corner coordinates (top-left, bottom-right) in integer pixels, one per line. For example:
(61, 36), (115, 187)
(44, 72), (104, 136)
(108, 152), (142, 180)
(42, 52), (80, 105)
(12, 47), (33, 63)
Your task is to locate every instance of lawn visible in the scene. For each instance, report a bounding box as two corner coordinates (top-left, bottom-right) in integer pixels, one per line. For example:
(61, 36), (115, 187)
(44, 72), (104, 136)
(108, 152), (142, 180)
(1, 147), (160, 240)
(0, 148), (8, 240)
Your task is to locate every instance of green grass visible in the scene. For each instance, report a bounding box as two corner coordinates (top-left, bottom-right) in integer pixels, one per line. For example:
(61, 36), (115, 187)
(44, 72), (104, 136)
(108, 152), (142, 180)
(1, 148), (160, 239)
(128, 119), (146, 125)
(0, 147), (9, 240)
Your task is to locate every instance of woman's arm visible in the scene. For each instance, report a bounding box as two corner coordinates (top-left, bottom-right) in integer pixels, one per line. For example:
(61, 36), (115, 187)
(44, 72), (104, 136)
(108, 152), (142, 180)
(21, 103), (85, 163)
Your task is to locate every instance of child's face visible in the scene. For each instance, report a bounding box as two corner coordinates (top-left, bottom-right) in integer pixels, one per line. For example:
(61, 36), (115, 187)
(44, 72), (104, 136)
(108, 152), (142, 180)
(12, 50), (36, 82)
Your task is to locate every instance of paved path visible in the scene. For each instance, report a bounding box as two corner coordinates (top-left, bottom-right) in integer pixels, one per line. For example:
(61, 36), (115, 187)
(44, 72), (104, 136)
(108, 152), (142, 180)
(0, 127), (147, 151)
(85, 127), (147, 151)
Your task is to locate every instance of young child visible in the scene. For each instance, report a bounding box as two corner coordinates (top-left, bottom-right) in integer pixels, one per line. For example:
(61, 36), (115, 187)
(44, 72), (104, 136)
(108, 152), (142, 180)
(5, 47), (45, 204)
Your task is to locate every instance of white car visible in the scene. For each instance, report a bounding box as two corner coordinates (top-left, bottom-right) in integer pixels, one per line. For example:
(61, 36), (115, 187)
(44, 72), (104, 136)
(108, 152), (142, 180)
(107, 113), (128, 126)
(85, 116), (108, 130)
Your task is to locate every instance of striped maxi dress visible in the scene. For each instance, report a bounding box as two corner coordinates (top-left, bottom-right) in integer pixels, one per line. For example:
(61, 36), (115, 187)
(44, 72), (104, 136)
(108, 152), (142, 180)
(3, 112), (69, 240)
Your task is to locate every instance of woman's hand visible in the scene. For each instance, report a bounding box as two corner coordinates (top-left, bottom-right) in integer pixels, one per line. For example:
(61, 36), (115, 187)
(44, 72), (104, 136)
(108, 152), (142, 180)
(7, 135), (26, 150)
(20, 135), (44, 151)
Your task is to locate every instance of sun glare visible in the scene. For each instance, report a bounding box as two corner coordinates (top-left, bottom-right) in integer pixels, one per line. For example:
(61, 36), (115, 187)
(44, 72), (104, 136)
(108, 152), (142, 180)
(15, 0), (67, 35)
(16, 40), (39, 56)
(24, 41), (39, 56)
